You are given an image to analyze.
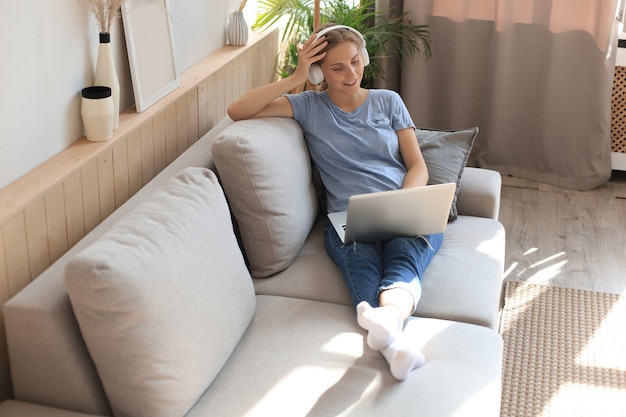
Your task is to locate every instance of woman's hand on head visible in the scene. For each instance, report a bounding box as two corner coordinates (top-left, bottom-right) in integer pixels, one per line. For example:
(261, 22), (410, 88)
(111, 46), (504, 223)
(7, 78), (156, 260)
(293, 34), (328, 83)
(226, 34), (327, 121)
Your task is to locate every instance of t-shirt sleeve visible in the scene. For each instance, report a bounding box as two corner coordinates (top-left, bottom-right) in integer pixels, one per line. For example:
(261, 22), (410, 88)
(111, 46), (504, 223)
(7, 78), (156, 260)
(285, 91), (313, 126)
(389, 91), (415, 131)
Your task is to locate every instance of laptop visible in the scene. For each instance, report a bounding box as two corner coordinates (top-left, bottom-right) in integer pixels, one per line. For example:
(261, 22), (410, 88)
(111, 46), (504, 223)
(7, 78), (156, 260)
(327, 182), (456, 244)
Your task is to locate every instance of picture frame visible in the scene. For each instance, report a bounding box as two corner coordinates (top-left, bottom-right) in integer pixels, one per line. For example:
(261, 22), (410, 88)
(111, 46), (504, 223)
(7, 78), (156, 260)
(122, 0), (180, 112)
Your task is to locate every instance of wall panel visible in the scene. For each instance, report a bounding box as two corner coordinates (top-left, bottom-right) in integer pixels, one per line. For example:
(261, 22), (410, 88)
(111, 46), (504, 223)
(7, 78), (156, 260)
(113, 138), (131, 208)
(64, 172), (86, 248)
(206, 74), (218, 131)
(45, 186), (69, 265)
(2, 215), (30, 296)
(176, 97), (190, 156)
(0, 235), (8, 302)
(153, 112), (168, 174)
(0, 238), (6, 299)
(165, 105), (178, 165)
(214, 68), (227, 122)
(198, 79), (210, 137)
(97, 149), (116, 221)
(127, 130), (143, 197)
(81, 159), (102, 234)
(187, 90), (200, 145)
(140, 120), (156, 187)
(24, 199), (50, 279)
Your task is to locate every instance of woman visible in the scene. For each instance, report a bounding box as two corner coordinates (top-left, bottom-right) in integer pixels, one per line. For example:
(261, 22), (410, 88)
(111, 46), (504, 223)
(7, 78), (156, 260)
(228, 24), (442, 381)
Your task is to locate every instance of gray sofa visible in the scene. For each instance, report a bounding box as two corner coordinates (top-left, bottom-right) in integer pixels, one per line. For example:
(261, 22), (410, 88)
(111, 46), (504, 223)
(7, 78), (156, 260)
(0, 117), (506, 417)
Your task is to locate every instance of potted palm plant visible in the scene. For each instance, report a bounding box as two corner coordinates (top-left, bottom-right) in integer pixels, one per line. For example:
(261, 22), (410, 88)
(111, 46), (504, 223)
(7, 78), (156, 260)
(252, 0), (431, 89)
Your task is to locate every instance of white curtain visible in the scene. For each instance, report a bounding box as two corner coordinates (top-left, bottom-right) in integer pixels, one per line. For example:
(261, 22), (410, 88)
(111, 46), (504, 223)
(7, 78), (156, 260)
(401, 0), (620, 190)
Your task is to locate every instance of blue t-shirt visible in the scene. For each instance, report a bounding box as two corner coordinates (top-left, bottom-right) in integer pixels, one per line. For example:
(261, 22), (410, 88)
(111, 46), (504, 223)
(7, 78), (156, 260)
(286, 89), (415, 212)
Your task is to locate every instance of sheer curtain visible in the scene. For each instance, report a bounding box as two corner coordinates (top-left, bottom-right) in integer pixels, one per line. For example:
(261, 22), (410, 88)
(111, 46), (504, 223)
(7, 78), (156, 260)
(401, 0), (620, 190)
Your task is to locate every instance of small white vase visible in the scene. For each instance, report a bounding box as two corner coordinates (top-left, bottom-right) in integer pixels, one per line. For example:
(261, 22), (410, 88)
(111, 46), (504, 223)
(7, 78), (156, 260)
(227, 11), (248, 46)
(81, 86), (114, 142)
(94, 32), (120, 130)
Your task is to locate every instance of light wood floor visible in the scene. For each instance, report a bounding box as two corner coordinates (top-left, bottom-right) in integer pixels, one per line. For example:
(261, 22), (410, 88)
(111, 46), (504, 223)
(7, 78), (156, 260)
(499, 170), (626, 296)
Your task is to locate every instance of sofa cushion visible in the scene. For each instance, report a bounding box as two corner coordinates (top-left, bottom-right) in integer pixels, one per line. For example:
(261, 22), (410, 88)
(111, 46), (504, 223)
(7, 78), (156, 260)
(186, 295), (503, 417)
(416, 215), (505, 329)
(253, 217), (350, 305)
(212, 117), (319, 278)
(254, 215), (505, 329)
(416, 127), (478, 221)
(65, 167), (255, 417)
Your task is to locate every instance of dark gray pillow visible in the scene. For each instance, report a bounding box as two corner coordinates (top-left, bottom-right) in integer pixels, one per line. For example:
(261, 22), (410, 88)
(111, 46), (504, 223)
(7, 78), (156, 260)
(416, 127), (478, 221)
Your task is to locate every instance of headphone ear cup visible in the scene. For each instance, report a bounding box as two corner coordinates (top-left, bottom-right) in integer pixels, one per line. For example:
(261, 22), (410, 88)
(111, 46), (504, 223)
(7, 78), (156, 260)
(361, 46), (370, 66)
(308, 64), (325, 84)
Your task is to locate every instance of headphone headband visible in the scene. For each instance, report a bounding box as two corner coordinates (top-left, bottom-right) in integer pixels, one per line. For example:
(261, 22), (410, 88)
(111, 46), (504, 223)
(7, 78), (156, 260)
(314, 25), (366, 47)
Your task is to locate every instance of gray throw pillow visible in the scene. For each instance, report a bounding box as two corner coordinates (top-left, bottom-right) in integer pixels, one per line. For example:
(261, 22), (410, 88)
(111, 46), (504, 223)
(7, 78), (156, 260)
(212, 118), (319, 278)
(416, 127), (478, 221)
(65, 167), (255, 417)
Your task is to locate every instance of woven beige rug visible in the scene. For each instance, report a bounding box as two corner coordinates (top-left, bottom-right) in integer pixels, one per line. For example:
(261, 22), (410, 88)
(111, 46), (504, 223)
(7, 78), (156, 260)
(499, 281), (626, 417)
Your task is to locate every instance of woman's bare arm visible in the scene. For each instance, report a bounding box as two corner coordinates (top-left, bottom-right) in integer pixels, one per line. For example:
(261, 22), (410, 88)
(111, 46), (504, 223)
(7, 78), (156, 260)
(227, 34), (327, 121)
(398, 128), (429, 188)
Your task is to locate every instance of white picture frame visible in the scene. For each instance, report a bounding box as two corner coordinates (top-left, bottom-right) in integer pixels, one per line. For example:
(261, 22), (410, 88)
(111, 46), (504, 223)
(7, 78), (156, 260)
(122, 0), (180, 112)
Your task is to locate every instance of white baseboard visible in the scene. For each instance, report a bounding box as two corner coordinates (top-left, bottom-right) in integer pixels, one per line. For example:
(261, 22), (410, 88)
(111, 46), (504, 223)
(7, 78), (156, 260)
(611, 152), (626, 171)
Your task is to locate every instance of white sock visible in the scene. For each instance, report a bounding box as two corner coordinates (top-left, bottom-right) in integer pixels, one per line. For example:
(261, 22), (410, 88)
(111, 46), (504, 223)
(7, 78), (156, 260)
(356, 301), (403, 351)
(381, 336), (426, 381)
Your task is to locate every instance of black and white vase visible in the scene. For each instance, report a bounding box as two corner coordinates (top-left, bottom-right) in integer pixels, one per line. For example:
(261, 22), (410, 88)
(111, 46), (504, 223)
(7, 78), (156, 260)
(227, 10), (248, 46)
(94, 32), (120, 130)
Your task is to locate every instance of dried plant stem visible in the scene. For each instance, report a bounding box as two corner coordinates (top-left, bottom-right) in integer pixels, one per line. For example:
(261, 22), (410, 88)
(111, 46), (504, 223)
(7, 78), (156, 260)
(84, 0), (127, 33)
(238, 0), (247, 12)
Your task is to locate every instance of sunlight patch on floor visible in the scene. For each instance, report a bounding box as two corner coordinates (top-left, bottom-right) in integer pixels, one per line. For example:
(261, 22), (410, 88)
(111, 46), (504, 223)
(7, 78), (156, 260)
(577, 295), (626, 372)
(504, 246), (571, 285)
(539, 382), (626, 417)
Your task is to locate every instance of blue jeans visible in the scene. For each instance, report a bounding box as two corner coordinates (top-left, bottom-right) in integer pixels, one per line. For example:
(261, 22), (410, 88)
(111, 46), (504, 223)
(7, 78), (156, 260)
(325, 221), (443, 312)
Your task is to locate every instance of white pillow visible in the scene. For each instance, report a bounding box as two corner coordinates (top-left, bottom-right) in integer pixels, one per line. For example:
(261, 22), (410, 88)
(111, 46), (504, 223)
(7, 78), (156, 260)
(65, 167), (255, 417)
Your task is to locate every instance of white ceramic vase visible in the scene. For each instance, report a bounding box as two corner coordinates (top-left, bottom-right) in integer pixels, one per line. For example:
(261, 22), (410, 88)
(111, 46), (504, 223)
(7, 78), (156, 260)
(227, 11), (248, 46)
(81, 86), (114, 142)
(94, 32), (120, 130)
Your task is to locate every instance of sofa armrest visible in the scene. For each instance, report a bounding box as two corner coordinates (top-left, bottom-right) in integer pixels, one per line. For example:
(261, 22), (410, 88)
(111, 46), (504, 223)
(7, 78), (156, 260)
(455, 167), (502, 220)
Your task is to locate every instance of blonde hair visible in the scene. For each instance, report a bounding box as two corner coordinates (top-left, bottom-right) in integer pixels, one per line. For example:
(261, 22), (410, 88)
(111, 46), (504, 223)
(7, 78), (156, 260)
(314, 23), (365, 66)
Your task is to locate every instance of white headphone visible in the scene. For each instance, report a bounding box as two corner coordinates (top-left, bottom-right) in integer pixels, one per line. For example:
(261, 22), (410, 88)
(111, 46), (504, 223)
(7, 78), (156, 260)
(308, 25), (370, 85)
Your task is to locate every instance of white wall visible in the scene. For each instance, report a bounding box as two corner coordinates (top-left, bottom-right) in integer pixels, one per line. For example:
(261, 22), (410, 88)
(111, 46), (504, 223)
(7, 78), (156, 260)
(0, 0), (256, 189)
